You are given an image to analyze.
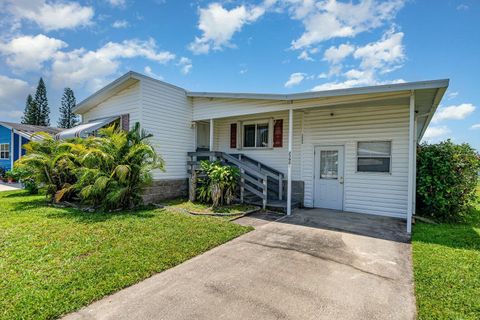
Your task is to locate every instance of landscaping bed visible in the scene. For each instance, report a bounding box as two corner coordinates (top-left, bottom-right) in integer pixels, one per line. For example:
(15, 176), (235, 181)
(412, 184), (480, 320)
(160, 199), (260, 218)
(0, 191), (252, 320)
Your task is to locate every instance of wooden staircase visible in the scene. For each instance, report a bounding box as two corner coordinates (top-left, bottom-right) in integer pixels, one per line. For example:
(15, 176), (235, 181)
(187, 151), (300, 212)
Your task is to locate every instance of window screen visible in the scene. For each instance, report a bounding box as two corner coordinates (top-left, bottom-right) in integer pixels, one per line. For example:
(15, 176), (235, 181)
(243, 122), (270, 148)
(357, 141), (391, 173)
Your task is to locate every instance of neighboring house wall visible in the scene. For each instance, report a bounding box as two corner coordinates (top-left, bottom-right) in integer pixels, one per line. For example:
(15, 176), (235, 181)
(0, 125), (11, 170)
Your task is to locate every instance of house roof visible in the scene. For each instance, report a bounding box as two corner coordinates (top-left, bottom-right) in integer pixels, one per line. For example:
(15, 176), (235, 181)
(73, 71), (449, 141)
(0, 122), (63, 140)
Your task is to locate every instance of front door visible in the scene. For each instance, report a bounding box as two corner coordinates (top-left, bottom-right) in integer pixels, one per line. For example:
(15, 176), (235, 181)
(314, 146), (344, 210)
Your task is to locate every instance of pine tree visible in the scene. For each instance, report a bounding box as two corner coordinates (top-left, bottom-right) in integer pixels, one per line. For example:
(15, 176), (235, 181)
(21, 94), (40, 125)
(58, 88), (79, 129)
(34, 78), (50, 126)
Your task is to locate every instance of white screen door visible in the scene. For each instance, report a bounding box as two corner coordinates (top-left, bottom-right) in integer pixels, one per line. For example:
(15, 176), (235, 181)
(314, 146), (344, 210)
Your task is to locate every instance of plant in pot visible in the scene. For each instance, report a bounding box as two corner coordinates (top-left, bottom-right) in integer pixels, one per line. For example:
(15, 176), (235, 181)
(0, 167), (5, 182)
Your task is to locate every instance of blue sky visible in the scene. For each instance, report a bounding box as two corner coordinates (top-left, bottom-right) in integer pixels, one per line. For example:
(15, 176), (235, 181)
(0, 0), (478, 150)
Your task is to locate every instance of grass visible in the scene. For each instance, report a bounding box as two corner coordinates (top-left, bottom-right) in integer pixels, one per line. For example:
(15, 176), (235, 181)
(162, 198), (258, 214)
(412, 184), (480, 319)
(0, 191), (252, 320)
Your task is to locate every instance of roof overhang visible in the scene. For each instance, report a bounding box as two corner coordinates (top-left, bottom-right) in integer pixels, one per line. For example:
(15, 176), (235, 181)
(189, 79), (449, 141)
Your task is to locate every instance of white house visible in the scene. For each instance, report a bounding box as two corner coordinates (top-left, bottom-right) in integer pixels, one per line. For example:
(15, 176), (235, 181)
(61, 71), (449, 233)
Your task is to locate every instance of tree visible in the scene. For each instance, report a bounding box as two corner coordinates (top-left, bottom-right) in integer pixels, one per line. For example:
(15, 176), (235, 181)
(58, 88), (79, 128)
(21, 94), (40, 125)
(34, 78), (50, 126)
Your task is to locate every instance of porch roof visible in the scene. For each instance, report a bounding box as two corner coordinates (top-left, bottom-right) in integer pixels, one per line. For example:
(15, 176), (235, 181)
(190, 79), (449, 141)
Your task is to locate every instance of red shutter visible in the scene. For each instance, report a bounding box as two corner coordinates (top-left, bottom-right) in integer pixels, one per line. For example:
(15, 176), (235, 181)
(121, 114), (130, 131)
(273, 119), (283, 147)
(230, 123), (237, 148)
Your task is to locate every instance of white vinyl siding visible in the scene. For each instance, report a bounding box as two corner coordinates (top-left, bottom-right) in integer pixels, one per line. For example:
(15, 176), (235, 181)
(82, 82), (141, 127)
(140, 77), (194, 180)
(213, 111), (303, 180)
(301, 105), (409, 217)
(211, 104), (409, 218)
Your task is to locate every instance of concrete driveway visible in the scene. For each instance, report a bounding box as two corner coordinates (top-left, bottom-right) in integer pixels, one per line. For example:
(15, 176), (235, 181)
(64, 210), (415, 320)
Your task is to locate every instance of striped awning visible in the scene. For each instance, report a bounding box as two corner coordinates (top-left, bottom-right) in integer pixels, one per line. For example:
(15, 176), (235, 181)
(56, 116), (119, 140)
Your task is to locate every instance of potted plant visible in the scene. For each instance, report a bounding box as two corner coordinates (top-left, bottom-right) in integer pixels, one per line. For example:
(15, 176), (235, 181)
(0, 167), (5, 182)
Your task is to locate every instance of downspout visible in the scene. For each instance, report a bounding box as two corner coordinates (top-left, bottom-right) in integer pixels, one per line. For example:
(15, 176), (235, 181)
(287, 107), (293, 215)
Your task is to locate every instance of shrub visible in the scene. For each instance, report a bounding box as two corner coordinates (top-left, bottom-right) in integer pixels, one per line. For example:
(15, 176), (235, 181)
(15, 123), (164, 210)
(10, 167), (39, 194)
(197, 161), (239, 207)
(416, 140), (480, 222)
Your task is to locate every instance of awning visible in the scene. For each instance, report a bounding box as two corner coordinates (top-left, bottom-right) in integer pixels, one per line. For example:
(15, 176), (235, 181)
(56, 116), (119, 140)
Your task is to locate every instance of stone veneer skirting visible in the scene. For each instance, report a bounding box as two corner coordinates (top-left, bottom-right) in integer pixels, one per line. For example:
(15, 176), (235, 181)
(142, 179), (188, 204)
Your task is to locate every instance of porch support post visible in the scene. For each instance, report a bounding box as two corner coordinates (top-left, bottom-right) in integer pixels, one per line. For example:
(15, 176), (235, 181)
(407, 91), (415, 234)
(209, 119), (214, 160)
(287, 108), (293, 216)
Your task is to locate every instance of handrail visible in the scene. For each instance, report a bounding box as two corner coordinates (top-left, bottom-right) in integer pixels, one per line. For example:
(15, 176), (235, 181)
(230, 153), (284, 178)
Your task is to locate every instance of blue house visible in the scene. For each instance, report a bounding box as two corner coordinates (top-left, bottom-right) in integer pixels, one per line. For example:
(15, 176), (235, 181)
(0, 122), (62, 172)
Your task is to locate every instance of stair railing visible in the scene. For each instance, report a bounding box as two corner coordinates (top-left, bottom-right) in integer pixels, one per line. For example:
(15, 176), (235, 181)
(187, 151), (268, 209)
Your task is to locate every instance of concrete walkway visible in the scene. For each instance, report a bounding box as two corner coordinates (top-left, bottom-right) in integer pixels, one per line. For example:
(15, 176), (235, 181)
(0, 182), (21, 192)
(64, 210), (415, 320)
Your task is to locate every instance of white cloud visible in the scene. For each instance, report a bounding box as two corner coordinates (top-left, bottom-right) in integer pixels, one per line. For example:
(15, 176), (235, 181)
(423, 126), (451, 142)
(51, 38), (175, 91)
(289, 0), (405, 49)
(189, 2), (270, 54)
(107, 0), (127, 8)
(312, 28), (406, 91)
(298, 50), (314, 61)
(0, 34), (67, 71)
(312, 68), (404, 91)
(144, 66), (163, 80)
(432, 103), (476, 123)
(353, 29), (405, 73)
(2, 0), (94, 31)
(323, 43), (354, 64)
(177, 57), (192, 74)
(457, 4), (469, 11)
(470, 124), (480, 130)
(447, 91), (458, 100)
(285, 72), (306, 88)
(112, 20), (129, 28)
(0, 75), (31, 107)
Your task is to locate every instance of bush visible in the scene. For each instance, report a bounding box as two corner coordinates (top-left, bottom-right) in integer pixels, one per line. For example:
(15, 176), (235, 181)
(15, 123), (164, 210)
(197, 161), (239, 207)
(10, 167), (38, 194)
(416, 140), (480, 222)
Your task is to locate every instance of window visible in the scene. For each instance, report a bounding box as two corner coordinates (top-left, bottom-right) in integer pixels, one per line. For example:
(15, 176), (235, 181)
(320, 150), (338, 179)
(357, 141), (391, 173)
(242, 121), (271, 148)
(0, 144), (9, 160)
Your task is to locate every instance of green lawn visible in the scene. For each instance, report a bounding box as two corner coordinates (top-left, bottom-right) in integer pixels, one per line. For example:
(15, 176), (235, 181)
(0, 191), (251, 320)
(412, 185), (480, 319)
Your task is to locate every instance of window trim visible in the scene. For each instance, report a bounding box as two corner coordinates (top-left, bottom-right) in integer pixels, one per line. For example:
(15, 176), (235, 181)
(0, 143), (10, 160)
(355, 140), (392, 174)
(239, 118), (274, 149)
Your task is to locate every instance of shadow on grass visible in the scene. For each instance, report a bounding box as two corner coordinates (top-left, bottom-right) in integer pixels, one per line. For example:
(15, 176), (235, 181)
(46, 208), (157, 223)
(414, 207), (480, 251)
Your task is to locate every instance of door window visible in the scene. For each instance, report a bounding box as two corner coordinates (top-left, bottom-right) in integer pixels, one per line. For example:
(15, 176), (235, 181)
(320, 150), (338, 179)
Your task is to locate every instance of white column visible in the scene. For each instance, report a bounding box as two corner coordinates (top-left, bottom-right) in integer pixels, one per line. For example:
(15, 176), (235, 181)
(287, 108), (293, 215)
(209, 119), (214, 152)
(407, 91), (415, 233)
